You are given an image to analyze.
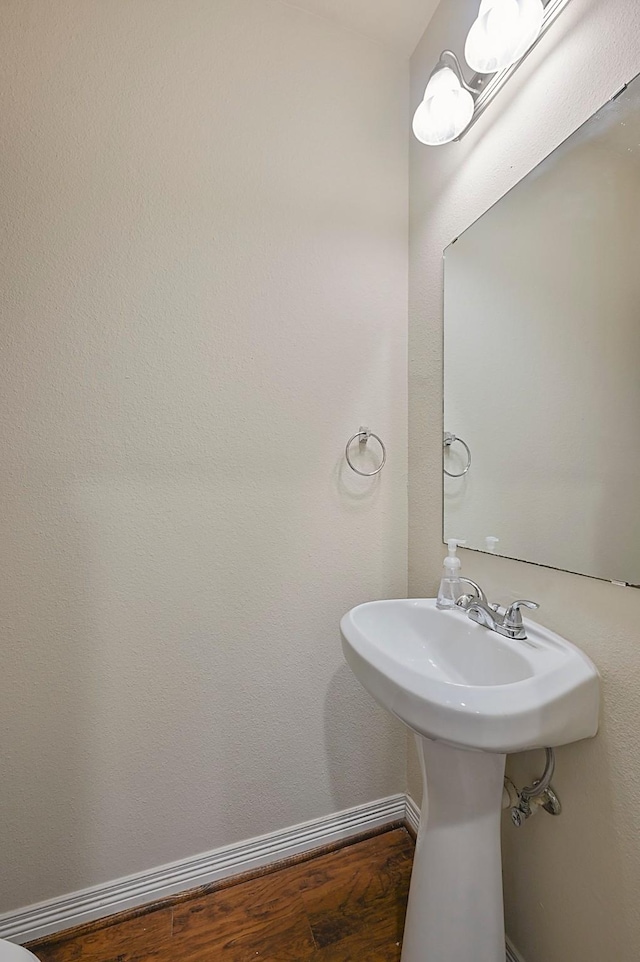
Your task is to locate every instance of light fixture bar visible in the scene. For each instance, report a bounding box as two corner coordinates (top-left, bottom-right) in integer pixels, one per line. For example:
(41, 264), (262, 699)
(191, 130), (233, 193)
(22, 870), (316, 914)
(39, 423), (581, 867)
(461, 0), (572, 135)
(437, 50), (477, 94)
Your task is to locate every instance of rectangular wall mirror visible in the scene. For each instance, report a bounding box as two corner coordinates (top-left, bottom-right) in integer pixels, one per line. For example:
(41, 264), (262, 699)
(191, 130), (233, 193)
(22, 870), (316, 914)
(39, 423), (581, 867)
(444, 71), (640, 586)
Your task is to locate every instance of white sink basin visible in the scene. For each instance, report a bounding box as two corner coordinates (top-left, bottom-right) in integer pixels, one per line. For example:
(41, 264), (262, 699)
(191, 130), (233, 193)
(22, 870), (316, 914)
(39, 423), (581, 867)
(341, 598), (599, 753)
(341, 598), (600, 962)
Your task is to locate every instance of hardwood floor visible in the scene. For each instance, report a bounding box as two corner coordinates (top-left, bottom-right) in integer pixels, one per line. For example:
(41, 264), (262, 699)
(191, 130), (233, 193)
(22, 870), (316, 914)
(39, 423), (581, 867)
(28, 828), (414, 962)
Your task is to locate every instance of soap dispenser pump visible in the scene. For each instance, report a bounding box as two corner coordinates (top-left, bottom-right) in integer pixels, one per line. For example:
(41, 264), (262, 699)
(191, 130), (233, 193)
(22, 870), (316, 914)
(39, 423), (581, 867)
(436, 539), (466, 610)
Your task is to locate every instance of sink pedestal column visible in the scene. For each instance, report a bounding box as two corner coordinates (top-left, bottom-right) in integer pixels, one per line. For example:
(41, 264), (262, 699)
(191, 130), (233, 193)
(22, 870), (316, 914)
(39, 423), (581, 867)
(401, 736), (506, 962)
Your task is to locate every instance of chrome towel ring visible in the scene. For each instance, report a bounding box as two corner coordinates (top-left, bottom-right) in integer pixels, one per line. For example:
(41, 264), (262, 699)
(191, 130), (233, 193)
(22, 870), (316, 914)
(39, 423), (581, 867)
(444, 431), (471, 478)
(345, 426), (387, 477)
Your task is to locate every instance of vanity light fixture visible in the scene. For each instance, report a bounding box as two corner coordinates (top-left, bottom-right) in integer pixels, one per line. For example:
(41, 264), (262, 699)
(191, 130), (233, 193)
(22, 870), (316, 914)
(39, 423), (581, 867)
(412, 52), (476, 146)
(465, 0), (544, 73)
(413, 0), (571, 146)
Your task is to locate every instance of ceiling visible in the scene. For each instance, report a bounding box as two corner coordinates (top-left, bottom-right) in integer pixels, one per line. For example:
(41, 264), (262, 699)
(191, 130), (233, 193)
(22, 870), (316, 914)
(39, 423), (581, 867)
(284, 0), (442, 56)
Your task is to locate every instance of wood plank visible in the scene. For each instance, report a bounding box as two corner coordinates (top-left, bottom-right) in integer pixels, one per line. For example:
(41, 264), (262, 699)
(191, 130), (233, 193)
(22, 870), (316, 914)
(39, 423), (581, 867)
(32, 908), (173, 962)
(313, 926), (403, 962)
(174, 901), (316, 962)
(297, 830), (412, 949)
(27, 824), (405, 953)
(172, 872), (316, 962)
(28, 828), (414, 962)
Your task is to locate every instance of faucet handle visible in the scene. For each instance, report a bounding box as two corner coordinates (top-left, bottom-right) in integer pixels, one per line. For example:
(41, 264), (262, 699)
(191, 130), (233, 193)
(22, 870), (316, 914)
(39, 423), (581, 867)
(504, 600), (539, 628)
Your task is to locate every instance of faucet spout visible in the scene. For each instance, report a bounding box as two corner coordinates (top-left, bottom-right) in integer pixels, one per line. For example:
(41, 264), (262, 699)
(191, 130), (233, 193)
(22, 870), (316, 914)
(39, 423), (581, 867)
(456, 577), (488, 606)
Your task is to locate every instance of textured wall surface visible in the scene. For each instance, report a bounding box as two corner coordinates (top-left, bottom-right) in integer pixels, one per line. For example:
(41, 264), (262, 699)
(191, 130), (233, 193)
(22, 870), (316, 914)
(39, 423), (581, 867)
(409, 1), (640, 959)
(0, 0), (408, 911)
(282, 0), (440, 54)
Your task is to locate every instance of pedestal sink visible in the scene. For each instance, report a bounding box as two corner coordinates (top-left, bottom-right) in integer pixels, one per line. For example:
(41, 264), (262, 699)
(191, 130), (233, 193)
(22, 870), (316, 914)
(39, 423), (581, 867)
(340, 599), (599, 962)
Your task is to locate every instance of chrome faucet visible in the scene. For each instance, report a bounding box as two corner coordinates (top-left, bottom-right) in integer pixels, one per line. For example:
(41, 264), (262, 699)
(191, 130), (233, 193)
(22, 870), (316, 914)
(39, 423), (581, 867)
(456, 578), (539, 640)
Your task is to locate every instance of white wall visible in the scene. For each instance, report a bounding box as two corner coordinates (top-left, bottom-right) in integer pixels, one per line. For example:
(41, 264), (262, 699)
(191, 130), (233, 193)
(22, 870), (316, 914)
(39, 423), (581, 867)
(0, 0), (408, 911)
(410, 1), (640, 959)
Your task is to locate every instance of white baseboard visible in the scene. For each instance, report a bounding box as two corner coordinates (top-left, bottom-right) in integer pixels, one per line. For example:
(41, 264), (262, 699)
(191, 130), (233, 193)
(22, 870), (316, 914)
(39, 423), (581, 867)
(506, 936), (527, 961)
(0, 793), (411, 945)
(404, 793), (421, 836)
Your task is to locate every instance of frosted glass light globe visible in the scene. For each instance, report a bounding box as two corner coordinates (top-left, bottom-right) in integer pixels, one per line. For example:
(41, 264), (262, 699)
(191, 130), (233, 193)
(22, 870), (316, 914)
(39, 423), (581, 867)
(412, 66), (475, 146)
(465, 0), (544, 74)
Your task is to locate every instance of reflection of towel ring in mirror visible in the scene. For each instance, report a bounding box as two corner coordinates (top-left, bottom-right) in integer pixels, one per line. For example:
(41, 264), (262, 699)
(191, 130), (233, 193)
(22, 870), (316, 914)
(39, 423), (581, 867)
(345, 427), (387, 477)
(444, 432), (471, 478)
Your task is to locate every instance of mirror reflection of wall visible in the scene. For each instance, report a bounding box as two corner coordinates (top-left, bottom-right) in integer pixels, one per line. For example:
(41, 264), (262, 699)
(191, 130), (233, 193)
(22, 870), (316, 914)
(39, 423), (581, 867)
(444, 75), (640, 585)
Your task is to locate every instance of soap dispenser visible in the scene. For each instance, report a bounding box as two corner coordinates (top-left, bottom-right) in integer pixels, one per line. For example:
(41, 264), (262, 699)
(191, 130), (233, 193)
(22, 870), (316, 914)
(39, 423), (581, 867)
(436, 539), (466, 610)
